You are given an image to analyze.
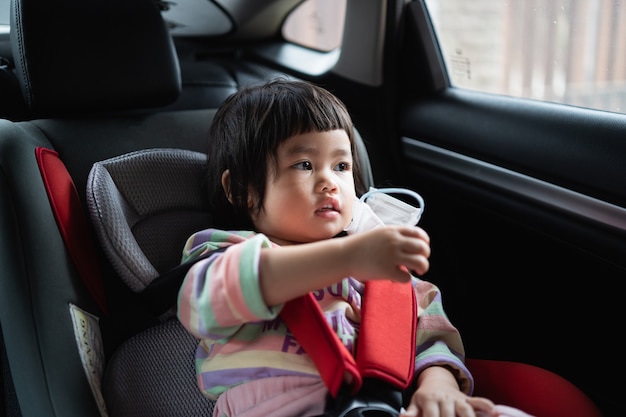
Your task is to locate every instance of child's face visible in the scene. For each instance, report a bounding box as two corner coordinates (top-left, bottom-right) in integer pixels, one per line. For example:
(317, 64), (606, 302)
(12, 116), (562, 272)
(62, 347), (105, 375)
(251, 129), (355, 245)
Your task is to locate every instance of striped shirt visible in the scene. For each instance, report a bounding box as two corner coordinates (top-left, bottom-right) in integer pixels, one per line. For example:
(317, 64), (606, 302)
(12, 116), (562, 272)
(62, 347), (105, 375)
(177, 228), (473, 401)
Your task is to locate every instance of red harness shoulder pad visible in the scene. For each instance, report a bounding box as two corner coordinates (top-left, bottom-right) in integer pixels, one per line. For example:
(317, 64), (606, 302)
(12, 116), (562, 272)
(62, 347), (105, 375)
(280, 279), (417, 397)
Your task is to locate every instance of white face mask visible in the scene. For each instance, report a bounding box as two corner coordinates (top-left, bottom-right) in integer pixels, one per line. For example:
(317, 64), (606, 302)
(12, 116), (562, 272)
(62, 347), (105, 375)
(345, 187), (424, 234)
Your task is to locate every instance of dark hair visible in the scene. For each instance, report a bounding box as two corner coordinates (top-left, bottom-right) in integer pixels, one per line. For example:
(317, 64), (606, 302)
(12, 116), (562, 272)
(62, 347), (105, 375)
(206, 78), (363, 229)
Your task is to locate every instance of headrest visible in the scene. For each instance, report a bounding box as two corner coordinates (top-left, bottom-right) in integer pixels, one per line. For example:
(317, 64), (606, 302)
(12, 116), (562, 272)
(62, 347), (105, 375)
(86, 148), (212, 293)
(10, 0), (181, 118)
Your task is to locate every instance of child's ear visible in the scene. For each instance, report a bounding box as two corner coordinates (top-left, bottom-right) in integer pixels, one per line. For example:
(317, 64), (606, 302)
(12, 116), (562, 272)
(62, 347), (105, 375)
(222, 169), (257, 208)
(221, 170), (233, 204)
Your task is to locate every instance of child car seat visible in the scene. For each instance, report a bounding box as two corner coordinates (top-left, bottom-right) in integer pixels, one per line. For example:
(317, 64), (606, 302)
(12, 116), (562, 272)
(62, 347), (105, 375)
(86, 146), (604, 417)
(86, 129), (375, 416)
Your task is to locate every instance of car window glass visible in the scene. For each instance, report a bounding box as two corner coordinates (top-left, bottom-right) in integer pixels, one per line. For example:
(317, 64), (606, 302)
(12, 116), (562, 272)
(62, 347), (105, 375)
(0, 0), (8, 34)
(425, 0), (626, 115)
(282, 0), (346, 52)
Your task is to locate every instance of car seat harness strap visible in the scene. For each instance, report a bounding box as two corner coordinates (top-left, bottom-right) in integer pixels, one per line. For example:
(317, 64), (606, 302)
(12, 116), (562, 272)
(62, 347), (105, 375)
(281, 279), (416, 417)
(281, 280), (416, 397)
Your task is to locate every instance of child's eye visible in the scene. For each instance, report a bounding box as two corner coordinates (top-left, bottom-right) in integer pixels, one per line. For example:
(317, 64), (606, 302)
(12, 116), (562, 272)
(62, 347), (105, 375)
(334, 162), (351, 172)
(293, 161), (313, 170)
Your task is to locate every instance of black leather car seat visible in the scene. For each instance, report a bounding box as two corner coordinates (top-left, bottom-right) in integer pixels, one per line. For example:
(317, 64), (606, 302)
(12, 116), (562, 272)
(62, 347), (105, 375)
(0, 0), (208, 416)
(10, 0), (181, 119)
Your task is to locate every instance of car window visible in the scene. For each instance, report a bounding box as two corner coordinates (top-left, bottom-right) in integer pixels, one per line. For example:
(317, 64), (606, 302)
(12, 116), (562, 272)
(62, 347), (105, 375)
(0, 0), (8, 34)
(282, 0), (346, 52)
(424, 0), (626, 115)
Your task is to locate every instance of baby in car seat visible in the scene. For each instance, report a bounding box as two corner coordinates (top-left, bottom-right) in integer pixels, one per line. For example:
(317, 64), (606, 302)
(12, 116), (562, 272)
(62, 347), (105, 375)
(177, 78), (533, 417)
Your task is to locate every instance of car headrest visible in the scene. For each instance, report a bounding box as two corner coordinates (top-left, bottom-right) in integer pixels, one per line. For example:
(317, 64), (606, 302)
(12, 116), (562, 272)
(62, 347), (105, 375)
(10, 0), (181, 118)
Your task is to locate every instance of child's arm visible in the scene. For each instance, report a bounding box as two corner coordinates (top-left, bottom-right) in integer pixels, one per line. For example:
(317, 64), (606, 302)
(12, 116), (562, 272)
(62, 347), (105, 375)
(177, 231), (275, 340)
(258, 225), (430, 307)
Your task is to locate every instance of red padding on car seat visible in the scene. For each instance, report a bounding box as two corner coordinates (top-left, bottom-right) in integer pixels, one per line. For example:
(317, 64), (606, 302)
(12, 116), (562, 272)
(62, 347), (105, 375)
(36, 147), (108, 315)
(357, 280), (416, 389)
(281, 280), (417, 397)
(466, 358), (603, 417)
(281, 293), (362, 396)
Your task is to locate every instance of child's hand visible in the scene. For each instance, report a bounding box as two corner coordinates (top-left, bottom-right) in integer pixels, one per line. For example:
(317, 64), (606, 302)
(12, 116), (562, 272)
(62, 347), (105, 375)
(345, 225), (430, 282)
(401, 366), (498, 417)
(401, 397), (498, 417)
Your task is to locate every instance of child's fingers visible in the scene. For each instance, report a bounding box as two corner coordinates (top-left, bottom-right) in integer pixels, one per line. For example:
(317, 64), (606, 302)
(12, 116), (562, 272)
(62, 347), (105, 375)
(390, 265), (413, 282)
(467, 397), (498, 416)
(398, 225), (430, 244)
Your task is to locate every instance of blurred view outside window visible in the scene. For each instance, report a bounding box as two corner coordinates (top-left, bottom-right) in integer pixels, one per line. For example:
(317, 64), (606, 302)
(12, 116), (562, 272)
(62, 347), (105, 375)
(283, 0), (346, 52)
(425, 0), (626, 115)
(0, 0), (8, 34)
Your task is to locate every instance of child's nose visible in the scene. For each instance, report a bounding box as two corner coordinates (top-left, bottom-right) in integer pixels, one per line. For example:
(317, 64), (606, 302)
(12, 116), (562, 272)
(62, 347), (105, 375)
(317, 170), (338, 193)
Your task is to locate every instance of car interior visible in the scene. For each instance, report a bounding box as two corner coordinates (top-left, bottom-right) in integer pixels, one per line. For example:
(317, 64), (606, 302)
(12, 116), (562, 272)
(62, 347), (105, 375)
(0, 0), (622, 416)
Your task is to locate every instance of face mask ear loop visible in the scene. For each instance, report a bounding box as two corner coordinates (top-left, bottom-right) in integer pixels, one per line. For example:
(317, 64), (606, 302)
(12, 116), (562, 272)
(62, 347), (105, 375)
(344, 196), (364, 232)
(359, 187), (425, 224)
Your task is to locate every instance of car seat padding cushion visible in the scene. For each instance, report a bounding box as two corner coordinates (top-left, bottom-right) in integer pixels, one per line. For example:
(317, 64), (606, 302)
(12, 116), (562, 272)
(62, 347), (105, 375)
(36, 147), (108, 314)
(103, 318), (215, 417)
(86, 148), (212, 293)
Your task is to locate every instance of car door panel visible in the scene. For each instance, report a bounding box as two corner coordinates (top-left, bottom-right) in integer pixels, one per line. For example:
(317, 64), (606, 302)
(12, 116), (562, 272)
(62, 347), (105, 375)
(396, 34), (624, 417)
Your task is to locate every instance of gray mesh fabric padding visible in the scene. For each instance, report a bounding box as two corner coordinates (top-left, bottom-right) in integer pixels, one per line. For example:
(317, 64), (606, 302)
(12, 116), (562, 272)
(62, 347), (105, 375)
(87, 148), (217, 416)
(103, 318), (215, 417)
(86, 148), (212, 292)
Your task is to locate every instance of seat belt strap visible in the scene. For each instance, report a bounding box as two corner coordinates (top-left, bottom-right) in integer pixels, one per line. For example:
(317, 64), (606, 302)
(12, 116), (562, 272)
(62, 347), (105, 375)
(142, 247), (228, 316)
(279, 280), (416, 397)
(281, 293), (362, 397)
